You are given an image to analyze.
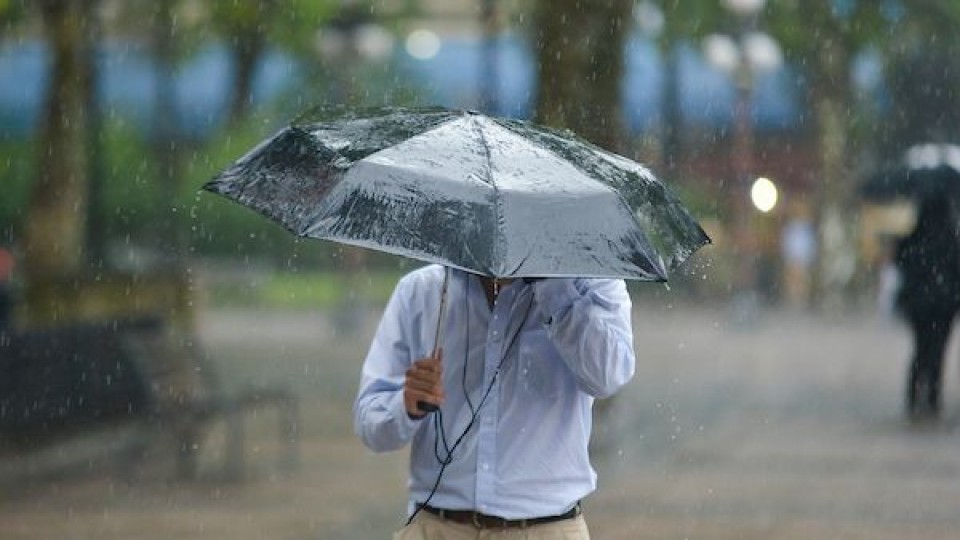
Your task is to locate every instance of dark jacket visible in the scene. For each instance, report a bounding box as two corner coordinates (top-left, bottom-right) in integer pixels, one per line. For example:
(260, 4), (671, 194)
(895, 196), (960, 318)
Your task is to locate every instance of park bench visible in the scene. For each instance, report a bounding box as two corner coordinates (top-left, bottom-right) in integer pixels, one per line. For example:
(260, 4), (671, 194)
(0, 315), (299, 483)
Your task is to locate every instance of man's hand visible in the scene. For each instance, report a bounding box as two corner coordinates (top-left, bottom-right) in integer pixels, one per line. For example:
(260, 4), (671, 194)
(404, 351), (444, 418)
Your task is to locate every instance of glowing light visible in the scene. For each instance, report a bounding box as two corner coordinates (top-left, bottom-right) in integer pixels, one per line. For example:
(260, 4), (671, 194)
(751, 177), (778, 213)
(405, 29), (441, 60)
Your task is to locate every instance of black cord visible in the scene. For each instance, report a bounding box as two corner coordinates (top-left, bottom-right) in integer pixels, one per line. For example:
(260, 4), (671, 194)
(405, 285), (534, 526)
(433, 283), (472, 465)
(461, 288), (476, 416)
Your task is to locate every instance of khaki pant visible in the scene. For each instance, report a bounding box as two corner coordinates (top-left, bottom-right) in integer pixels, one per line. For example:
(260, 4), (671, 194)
(393, 510), (590, 540)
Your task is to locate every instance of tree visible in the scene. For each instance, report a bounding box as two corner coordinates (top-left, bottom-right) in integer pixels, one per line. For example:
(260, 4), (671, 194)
(19, 0), (94, 324)
(207, 0), (339, 125)
(532, 0), (632, 153)
(644, 0), (723, 168)
(23, 0), (91, 279)
(877, 2), (960, 154)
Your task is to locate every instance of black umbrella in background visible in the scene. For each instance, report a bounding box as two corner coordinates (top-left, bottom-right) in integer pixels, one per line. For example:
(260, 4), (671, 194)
(861, 143), (960, 203)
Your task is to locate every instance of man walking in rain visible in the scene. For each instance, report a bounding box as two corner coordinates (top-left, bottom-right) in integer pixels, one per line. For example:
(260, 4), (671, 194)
(354, 266), (635, 539)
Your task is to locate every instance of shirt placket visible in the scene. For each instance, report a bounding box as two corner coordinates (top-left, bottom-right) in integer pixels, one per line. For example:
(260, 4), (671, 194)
(473, 289), (510, 514)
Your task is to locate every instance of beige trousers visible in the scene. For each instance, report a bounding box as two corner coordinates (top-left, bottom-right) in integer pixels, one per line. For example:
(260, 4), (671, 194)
(392, 510), (590, 540)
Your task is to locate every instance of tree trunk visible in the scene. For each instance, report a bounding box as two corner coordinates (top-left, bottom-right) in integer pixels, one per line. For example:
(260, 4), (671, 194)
(533, 0), (631, 152)
(85, 1), (106, 265)
(478, 0), (498, 113)
(660, 43), (682, 170)
(23, 0), (90, 281)
(810, 39), (857, 314)
(151, 0), (185, 261)
(227, 29), (264, 125)
(533, 0), (587, 129)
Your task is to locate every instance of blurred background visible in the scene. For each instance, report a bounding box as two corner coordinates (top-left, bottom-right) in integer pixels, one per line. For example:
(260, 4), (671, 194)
(3, 1), (960, 539)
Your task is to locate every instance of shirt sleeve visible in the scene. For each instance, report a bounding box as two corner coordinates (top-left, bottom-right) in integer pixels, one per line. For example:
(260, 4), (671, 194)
(531, 278), (636, 398)
(353, 276), (427, 452)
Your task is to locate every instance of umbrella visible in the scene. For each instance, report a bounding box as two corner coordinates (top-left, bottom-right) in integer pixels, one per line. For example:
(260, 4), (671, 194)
(861, 143), (960, 202)
(202, 105), (710, 282)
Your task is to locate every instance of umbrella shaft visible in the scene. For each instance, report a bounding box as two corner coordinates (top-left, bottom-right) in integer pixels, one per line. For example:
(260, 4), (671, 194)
(432, 267), (450, 356)
(419, 268), (451, 415)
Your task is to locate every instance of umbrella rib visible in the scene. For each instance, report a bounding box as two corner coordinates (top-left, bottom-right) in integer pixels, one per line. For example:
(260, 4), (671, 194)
(471, 114), (502, 276)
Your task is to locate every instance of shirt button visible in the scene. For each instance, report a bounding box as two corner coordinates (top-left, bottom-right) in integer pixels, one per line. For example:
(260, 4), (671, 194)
(482, 463), (490, 471)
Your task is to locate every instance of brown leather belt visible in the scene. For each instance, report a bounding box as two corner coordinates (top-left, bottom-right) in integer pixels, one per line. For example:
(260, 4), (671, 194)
(419, 503), (581, 529)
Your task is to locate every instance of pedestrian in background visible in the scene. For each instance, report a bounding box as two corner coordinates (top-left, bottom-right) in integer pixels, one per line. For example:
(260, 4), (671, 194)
(780, 204), (817, 310)
(894, 195), (960, 419)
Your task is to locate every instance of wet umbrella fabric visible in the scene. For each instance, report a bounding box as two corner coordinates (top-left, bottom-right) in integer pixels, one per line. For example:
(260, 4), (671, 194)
(861, 143), (960, 202)
(203, 106), (710, 281)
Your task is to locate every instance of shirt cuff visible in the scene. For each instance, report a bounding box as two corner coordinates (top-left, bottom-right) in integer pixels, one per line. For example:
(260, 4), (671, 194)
(532, 278), (580, 324)
(391, 391), (425, 438)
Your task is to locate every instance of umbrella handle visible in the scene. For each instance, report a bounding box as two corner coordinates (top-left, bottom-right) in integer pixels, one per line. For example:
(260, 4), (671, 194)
(417, 401), (439, 413)
(417, 267), (450, 415)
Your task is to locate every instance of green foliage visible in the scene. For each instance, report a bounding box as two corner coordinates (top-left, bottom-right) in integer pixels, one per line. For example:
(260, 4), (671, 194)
(654, 0), (724, 42)
(180, 115), (311, 263)
(207, 269), (403, 309)
(97, 119), (162, 240)
(767, 0), (887, 68)
(0, 0), (28, 34)
(208, 0), (339, 56)
(0, 138), (33, 240)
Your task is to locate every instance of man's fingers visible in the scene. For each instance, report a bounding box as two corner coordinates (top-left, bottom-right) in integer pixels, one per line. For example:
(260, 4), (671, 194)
(405, 367), (444, 398)
(409, 389), (443, 406)
(415, 355), (442, 373)
(405, 376), (442, 394)
(404, 353), (445, 416)
(404, 382), (444, 416)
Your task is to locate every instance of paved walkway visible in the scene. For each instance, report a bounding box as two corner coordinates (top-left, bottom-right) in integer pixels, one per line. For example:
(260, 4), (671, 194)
(2, 300), (960, 539)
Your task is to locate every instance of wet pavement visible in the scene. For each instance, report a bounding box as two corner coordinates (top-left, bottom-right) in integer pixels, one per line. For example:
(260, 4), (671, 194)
(2, 297), (960, 539)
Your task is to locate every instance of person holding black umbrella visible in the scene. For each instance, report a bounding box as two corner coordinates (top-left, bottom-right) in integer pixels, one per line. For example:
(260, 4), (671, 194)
(894, 194), (960, 419)
(353, 265), (635, 538)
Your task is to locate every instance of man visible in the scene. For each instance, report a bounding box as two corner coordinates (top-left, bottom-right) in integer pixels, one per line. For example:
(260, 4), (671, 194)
(354, 264), (635, 539)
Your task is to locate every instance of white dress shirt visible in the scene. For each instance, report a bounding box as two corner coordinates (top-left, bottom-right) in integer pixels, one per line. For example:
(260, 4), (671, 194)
(353, 264), (635, 520)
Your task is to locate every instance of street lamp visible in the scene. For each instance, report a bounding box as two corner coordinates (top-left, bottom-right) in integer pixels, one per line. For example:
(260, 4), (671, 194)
(703, 0), (782, 311)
